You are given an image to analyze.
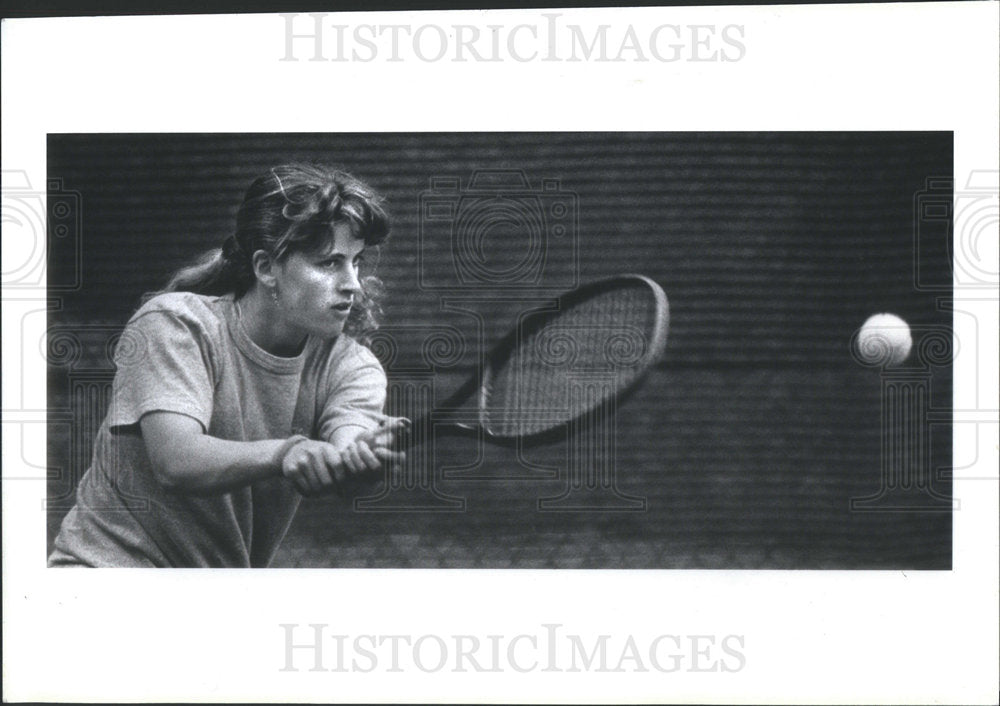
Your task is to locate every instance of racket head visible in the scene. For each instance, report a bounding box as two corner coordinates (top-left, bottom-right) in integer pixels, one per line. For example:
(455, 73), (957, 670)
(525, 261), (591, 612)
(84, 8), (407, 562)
(478, 273), (669, 445)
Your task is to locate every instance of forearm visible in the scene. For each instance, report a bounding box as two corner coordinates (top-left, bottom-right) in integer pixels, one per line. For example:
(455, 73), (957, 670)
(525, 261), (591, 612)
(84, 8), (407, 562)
(327, 424), (370, 449)
(140, 412), (302, 495)
(153, 435), (291, 494)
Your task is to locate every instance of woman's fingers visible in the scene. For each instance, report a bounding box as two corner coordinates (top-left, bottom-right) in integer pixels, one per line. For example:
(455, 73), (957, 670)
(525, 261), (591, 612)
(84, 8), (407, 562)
(341, 440), (386, 477)
(281, 445), (308, 490)
(283, 441), (346, 496)
(321, 444), (344, 483)
(283, 429), (409, 497)
(359, 416), (411, 449)
(311, 449), (336, 488)
(373, 446), (406, 465)
(353, 441), (381, 473)
(379, 415), (411, 430)
(304, 453), (329, 495)
(284, 455), (321, 495)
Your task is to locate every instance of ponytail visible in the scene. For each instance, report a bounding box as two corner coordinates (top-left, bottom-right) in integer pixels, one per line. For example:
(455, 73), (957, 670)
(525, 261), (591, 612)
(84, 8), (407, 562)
(142, 238), (254, 304)
(143, 164), (390, 339)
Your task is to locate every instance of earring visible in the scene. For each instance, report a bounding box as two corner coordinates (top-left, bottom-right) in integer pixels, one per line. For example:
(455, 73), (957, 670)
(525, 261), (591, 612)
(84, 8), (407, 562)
(270, 287), (279, 305)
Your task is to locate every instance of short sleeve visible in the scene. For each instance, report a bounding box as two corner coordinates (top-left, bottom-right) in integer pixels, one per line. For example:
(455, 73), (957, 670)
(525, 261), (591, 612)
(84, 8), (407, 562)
(106, 308), (215, 431)
(317, 344), (387, 440)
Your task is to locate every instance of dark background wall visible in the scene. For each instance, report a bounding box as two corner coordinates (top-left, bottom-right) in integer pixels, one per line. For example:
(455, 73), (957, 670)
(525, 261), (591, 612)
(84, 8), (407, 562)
(46, 132), (953, 568)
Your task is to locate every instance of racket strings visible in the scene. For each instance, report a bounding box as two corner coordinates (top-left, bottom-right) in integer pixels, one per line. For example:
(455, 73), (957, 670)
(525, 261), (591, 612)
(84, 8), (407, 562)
(486, 283), (658, 437)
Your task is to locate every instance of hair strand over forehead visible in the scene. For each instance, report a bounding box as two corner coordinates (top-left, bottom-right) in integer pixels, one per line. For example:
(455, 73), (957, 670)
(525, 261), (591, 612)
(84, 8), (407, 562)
(146, 163), (391, 342)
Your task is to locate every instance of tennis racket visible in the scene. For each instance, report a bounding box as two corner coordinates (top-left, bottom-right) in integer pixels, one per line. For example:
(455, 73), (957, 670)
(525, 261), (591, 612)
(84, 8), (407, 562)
(385, 273), (669, 450)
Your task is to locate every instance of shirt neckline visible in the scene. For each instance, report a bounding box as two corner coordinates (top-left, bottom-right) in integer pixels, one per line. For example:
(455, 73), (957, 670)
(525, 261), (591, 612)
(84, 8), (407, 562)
(223, 295), (310, 375)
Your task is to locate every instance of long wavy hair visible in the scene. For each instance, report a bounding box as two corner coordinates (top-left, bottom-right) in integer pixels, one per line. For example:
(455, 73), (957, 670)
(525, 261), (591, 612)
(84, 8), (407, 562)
(148, 164), (391, 340)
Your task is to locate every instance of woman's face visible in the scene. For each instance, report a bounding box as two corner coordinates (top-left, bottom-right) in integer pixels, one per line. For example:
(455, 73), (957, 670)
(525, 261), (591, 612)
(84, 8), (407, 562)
(273, 222), (366, 340)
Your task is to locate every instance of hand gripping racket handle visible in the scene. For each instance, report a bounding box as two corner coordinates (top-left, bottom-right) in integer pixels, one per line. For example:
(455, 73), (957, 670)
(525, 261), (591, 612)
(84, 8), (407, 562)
(362, 413), (477, 452)
(358, 415), (414, 451)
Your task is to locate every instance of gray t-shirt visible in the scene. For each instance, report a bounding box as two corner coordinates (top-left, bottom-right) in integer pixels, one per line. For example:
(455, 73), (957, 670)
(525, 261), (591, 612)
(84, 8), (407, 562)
(49, 292), (386, 567)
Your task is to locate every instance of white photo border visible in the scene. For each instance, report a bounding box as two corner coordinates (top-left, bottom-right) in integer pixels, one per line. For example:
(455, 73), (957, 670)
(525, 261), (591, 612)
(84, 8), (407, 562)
(3, 4), (998, 704)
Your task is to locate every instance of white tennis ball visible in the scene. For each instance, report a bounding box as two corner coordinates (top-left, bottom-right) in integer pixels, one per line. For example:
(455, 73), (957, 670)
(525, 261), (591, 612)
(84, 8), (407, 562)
(856, 313), (912, 367)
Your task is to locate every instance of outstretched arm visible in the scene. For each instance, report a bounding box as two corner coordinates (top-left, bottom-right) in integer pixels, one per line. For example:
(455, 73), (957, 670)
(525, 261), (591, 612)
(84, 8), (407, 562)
(141, 412), (409, 497)
(140, 411), (295, 494)
(316, 417), (409, 490)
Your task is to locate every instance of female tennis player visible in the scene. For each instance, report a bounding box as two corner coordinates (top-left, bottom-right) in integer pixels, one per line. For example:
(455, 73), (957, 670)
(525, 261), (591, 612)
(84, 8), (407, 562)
(48, 164), (406, 567)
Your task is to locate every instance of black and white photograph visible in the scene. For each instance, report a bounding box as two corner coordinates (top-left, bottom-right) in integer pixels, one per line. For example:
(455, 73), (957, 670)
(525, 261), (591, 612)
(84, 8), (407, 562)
(2, 4), (998, 704)
(44, 132), (954, 570)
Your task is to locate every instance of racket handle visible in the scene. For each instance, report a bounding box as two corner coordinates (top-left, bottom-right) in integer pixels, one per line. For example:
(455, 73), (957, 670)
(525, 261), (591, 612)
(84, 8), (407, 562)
(393, 420), (414, 450)
(359, 415), (413, 450)
(365, 415), (476, 450)
(387, 414), (443, 450)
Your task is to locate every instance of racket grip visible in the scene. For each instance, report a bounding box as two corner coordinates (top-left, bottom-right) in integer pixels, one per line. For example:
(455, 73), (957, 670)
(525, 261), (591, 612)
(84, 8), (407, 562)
(392, 418), (416, 450)
(369, 415), (414, 450)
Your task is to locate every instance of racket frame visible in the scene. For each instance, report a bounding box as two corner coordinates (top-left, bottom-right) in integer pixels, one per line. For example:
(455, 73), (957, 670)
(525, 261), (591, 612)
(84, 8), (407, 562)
(398, 273), (669, 449)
